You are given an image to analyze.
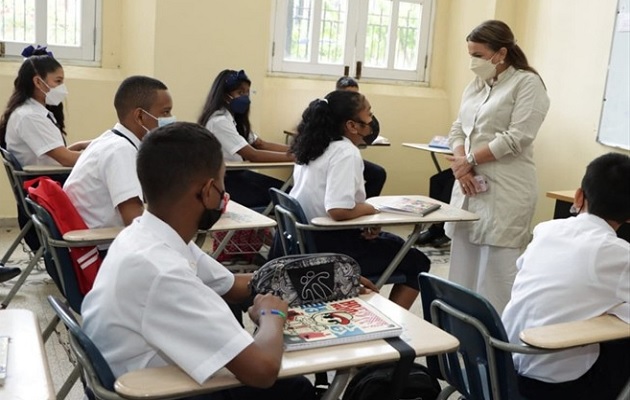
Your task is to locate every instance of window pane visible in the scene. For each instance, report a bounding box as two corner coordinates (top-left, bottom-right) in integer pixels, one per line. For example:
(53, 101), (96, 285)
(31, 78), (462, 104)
(47, 0), (81, 47)
(365, 0), (392, 69)
(395, 2), (422, 70)
(0, 0), (35, 43)
(318, 0), (347, 65)
(285, 0), (313, 62)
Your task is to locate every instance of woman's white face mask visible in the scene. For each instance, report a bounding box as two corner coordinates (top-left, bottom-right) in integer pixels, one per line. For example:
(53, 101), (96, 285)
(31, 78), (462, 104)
(469, 53), (498, 81)
(38, 78), (68, 106)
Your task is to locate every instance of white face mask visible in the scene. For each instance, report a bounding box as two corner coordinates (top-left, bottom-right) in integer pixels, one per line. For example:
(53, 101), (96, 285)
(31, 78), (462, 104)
(38, 78), (68, 106)
(469, 53), (498, 81)
(141, 109), (177, 130)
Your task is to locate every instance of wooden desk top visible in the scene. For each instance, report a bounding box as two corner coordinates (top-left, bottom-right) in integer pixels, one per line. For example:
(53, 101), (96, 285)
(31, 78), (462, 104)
(311, 196), (478, 228)
(21, 165), (73, 175)
(226, 161), (294, 170)
(520, 314), (630, 350)
(546, 190), (575, 203)
(62, 201), (276, 243)
(115, 293), (459, 399)
(402, 142), (454, 155)
(0, 310), (54, 400)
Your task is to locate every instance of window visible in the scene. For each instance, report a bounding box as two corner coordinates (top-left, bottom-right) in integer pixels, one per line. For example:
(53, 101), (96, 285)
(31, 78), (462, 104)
(271, 0), (433, 82)
(0, 0), (100, 62)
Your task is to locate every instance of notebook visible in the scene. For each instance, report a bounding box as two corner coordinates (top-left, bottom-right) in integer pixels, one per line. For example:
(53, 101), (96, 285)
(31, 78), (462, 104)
(428, 135), (450, 150)
(375, 197), (441, 217)
(283, 297), (402, 351)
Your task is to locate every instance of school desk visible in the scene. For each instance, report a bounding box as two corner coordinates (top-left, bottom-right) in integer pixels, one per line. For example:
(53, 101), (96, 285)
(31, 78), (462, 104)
(114, 292), (459, 400)
(310, 195), (479, 288)
(0, 309), (55, 400)
(22, 165), (73, 175)
(62, 201), (277, 259)
(402, 143), (453, 173)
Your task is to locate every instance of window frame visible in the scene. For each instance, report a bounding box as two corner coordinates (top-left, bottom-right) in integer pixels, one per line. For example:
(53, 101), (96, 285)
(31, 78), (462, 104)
(271, 0), (434, 82)
(1, 0), (101, 63)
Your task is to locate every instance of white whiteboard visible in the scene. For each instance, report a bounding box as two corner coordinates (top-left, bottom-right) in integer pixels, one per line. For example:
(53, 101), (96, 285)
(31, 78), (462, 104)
(598, 0), (630, 150)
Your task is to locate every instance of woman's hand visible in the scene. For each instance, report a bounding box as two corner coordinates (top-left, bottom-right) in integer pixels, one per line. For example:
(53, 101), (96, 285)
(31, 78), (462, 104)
(446, 154), (473, 179)
(458, 172), (482, 197)
(68, 140), (91, 151)
(359, 276), (379, 294)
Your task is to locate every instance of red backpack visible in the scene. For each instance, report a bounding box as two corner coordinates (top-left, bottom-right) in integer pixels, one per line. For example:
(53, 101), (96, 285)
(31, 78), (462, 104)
(24, 177), (102, 295)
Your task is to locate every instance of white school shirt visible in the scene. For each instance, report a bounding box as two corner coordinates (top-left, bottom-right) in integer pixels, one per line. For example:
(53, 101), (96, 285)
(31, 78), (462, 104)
(445, 67), (550, 248)
(205, 108), (258, 162)
(502, 213), (630, 383)
(81, 211), (253, 384)
(290, 137), (365, 221)
(63, 123), (143, 229)
(5, 98), (65, 166)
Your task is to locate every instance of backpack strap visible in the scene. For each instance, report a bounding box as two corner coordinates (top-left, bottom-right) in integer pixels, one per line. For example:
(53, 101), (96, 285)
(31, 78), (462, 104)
(384, 337), (416, 400)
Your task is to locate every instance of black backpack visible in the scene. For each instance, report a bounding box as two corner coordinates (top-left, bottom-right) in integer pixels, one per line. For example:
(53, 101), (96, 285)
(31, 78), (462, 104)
(342, 362), (441, 400)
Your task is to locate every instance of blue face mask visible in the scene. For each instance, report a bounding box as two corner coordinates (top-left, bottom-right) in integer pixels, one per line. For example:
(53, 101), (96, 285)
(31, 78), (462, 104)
(142, 109), (177, 129)
(229, 95), (251, 115)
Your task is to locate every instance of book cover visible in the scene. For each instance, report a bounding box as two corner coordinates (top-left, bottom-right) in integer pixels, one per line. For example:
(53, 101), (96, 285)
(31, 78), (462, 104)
(428, 135), (450, 149)
(376, 197), (441, 216)
(283, 297), (402, 351)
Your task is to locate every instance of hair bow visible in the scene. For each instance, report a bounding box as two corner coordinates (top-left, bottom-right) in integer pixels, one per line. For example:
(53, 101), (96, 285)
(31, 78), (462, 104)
(21, 45), (54, 58)
(225, 69), (250, 89)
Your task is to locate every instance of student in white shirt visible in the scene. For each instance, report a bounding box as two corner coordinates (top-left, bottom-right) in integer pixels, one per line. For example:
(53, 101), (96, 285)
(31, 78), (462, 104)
(64, 76), (175, 230)
(502, 153), (630, 400)
(335, 76), (387, 198)
(197, 69), (293, 209)
(444, 20), (550, 314)
(81, 122), (315, 400)
(0, 45), (90, 258)
(289, 90), (430, 310)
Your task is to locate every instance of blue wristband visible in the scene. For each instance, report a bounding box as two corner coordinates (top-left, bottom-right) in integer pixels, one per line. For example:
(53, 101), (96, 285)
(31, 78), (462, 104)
(261, 309), (287, 320)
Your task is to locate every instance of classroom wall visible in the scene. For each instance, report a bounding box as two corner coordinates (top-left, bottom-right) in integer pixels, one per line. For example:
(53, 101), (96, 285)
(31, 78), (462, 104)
(1, 0), (628, 229)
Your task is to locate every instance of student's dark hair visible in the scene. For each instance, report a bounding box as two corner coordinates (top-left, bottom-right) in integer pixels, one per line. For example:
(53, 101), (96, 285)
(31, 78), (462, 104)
(113, 76), (168, 121)
(336, 76), (359, 90)
(290, 90), (366, 165)
(581, 152), (630, 224)
(0, 52), (64, 148)
(137, 122), (223, 206)
(467, 20), (542, 78)
(197, 69), (252, 141)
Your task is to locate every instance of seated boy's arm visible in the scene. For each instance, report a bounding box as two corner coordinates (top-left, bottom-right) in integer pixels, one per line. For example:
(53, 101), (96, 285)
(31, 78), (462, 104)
(117, 197), (144, 225)
(225, 293), (287, 388)
(222, 273), (253, 303)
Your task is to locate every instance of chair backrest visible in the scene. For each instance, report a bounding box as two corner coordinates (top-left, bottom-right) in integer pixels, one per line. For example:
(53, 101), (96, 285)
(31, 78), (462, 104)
(0, 147), (29, 214)
(418, 273), (523, 400)
(269, 187), (317, 256)
(47, 295), (120, 399)
(27, 197), (84, 313)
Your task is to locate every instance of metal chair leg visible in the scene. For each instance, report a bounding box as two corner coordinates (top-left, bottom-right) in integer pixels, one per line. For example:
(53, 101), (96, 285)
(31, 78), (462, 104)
(42, 314), (60, 343)
(0, 220), (31, 265)
(56, 364), (81, 400)
(1, 245), (43, 308)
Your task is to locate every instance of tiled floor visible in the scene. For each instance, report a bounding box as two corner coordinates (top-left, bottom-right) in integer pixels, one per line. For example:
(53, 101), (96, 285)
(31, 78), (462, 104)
(0, 223), (453, 400)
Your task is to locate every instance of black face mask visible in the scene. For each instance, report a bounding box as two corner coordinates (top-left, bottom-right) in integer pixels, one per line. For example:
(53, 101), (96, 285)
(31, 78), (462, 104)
(198, 208), (222, 231)
(362, 117), (380, 145)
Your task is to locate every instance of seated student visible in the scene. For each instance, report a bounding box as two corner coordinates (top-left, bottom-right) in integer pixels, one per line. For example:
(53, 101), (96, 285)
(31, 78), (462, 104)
(0, 46), (90, 263)
(197, 69), (293, 209)
(81, 122), (315, 400)
(335, 76), (386, 198)
(502, 152), (630, 400)
(64, 76), (174, 230)
(289, 90), (430, 310)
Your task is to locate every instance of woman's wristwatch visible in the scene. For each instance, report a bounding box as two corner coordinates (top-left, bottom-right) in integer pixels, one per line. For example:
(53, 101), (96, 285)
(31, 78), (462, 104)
(466, 152), (478, 166)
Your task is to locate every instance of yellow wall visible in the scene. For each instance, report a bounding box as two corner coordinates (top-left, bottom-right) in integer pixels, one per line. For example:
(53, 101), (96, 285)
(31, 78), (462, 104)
(1, 0), (628, 228)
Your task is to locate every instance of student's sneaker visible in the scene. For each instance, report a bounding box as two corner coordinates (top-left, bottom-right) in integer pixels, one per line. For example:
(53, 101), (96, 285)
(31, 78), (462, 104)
(431, 235), (451, 248)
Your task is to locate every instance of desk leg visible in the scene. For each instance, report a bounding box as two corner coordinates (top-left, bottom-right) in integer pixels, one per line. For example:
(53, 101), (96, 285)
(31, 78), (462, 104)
(431, 153), (442, 173)
(210, 230), (237, 259)
(321, 369), (351, 400)
(374, 224), (425, 288)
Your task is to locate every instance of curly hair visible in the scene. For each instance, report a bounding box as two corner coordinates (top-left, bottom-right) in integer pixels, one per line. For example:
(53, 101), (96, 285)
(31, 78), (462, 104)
(290, 90), (366, 165)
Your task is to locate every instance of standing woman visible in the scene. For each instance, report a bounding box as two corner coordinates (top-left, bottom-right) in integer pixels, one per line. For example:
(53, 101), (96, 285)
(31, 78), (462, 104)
(198, 69), (293, 209)
(290, 90), (430, 310)
(445, 20), (550, 313)
(0, 45), (89, 166)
